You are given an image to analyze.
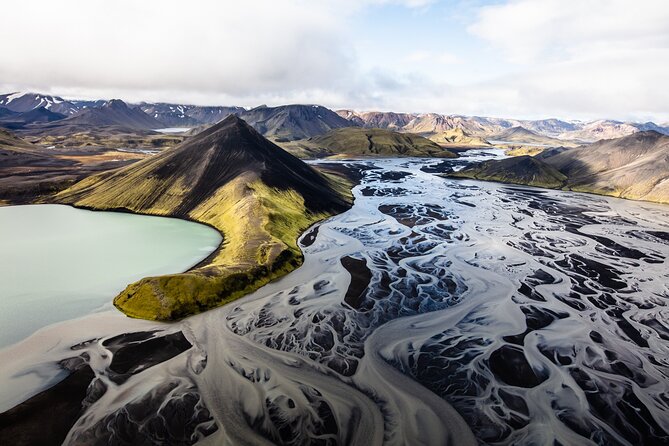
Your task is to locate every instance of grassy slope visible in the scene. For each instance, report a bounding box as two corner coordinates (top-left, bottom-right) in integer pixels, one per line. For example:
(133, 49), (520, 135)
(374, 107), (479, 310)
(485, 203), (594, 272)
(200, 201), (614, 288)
(285, 127), (458, 158)
(56, 117), (352, 320)
(428, 128), (491, 148)
(450, 156), (567, 189)
(503, 146), (548, 157)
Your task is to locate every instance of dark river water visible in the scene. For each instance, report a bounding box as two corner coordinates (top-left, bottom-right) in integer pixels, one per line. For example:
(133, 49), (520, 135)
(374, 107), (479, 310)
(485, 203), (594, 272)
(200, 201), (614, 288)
(2, 153), (669, 445)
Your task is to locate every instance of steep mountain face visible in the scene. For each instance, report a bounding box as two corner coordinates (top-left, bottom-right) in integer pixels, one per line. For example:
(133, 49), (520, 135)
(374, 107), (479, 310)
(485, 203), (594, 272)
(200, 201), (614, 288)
(53, 99), (163, 130)
(0, 92), (79, 115)
(297, 127), (457, 158)
(453, 131), (669, 204)
(237, 104), (356, 141)
(139, 103), (245, 127)
(429, 128), (491, 147)
(56, 115), (352, 320)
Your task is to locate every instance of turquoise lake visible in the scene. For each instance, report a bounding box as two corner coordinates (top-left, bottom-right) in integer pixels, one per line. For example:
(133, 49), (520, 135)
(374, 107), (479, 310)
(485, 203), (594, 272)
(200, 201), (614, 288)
(0, 204), (221, 348)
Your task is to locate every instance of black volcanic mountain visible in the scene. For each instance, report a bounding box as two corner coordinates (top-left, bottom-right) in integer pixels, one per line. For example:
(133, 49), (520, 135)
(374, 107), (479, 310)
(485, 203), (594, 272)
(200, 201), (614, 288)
(237, 104), (356, 141)
(452, 131), (669, 204)
(57, 115), (352, 320)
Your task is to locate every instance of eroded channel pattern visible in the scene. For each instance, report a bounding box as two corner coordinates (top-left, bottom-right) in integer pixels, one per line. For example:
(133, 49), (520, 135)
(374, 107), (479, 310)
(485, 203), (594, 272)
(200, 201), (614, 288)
(221, 158), (669, 445)
(6, 155), (669, 446)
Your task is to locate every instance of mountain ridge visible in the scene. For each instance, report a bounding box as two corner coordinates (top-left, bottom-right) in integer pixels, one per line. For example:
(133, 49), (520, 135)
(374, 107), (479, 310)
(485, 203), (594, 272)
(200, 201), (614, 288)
(452, 130), (669, 204)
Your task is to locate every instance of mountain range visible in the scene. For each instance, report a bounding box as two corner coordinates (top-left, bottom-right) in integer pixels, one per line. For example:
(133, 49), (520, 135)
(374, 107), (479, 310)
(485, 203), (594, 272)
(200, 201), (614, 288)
(3, 92), (667, 143)
(452, 131), (669, 204)
(282, 127), (458, 158)
(339, 109), (669, 142)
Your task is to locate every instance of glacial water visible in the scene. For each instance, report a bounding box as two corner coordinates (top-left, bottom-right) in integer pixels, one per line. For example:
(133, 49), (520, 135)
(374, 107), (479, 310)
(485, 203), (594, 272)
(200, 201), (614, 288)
(0, 204), (221, 348)
(2, 154), (669, 445)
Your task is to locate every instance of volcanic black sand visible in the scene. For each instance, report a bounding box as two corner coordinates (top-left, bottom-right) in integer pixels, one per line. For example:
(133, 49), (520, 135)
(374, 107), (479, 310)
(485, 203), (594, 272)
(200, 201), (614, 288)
(0, 331), (197, 446)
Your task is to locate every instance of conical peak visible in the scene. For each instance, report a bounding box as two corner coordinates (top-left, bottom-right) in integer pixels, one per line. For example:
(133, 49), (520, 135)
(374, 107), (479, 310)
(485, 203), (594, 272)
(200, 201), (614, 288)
(195, 114), (256, 139)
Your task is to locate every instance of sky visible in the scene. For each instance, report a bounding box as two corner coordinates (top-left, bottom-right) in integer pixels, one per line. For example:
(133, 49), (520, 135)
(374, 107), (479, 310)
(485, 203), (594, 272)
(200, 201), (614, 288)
(1, 0), (668, 122)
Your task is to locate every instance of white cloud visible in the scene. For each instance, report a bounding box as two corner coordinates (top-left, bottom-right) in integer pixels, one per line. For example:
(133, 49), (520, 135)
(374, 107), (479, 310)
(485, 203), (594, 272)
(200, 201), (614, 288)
(460, 0), (669, 120)
(0, 0), (355, 100)
(0, 0), (667, 122)
(469, 0), (669, 64)
(404, 50), (460, 64)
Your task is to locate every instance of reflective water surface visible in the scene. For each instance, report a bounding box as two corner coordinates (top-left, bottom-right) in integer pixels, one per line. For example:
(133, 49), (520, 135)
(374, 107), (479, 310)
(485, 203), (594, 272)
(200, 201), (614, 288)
(0, 204), (221, 348)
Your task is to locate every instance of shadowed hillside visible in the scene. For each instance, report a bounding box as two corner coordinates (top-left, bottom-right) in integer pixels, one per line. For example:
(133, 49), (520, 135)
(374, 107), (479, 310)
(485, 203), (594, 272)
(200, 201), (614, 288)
(452, 131), (669, 204)
(56, 115), (352, 320)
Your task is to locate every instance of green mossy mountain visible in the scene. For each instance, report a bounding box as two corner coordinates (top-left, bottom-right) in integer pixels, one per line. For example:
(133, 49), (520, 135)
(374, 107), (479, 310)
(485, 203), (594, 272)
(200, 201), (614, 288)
(282, 127), (458, 158)
(450, 155), (567, 188)
(56, 115), (352, 320)
(452, 131), (669, 204)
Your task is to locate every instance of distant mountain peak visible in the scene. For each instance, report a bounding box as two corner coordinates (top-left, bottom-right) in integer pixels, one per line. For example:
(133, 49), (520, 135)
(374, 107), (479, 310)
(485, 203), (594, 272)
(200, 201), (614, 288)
(105, 99), (128, 109)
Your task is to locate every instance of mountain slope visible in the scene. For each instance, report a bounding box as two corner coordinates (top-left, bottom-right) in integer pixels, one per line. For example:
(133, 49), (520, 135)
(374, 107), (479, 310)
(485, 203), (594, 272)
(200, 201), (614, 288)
(0, 129), (80, 203)
(56, 115), (352, 320)
(450, 155), (567, 188)
(0, 128), (48, 157)
(428, 128), (491, 148)
(237, 104), (355, 141)
(540, 131), (669, 201)
(297, 127), (458, 158)
(452, 131), (669, 204)
(559, 120), (640, 141)
(337, 110), (414, 130)
(491, 126), (566, 145)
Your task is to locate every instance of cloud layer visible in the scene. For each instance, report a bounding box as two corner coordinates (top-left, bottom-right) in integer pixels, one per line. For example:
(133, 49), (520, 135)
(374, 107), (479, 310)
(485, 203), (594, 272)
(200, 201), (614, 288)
(0, 0), (667, 121)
